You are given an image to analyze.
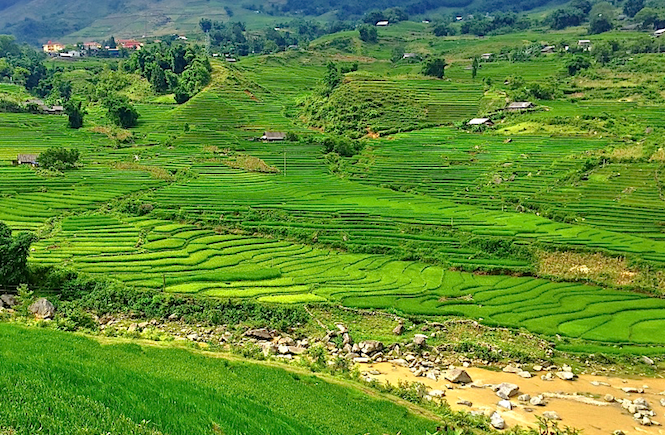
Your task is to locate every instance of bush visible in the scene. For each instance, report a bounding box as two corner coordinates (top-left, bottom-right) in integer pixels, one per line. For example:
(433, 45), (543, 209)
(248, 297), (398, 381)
(103, 94), (140, 128)
(38, 147), (80, 171)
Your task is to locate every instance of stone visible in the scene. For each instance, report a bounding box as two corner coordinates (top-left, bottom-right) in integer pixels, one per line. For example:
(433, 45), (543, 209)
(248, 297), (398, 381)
(413, 334), (428, 346)
(542, 411), (561, 420)
(445, 368), (472, 384)
(659, 398), (665, 407)
(353, 357), (370, 363)
(28, 298), (55, 319)
(517, 371), (532, 378)
(498, 400), (513, 410)
(428, 389), (446, 398)
(542, 372), (555, 381)
(491, 412), (506, 430)
(642, 356), (655, 365)
(613, 431), (625, 435)
(245, 328), (273, 340)
(127, 323), (138, 332)
(591, 381), (610, 387)
(503, 365), (520, 374)
(336, 323), (348, 333)
(457, 400), (473, 407)
(621, 387), (644, 394)
(393, 323), (404, 335)
(138, 322), (149, 329)
(288, 346), (306, 355)
(533, 365), (543, 372)
(187, 333), (199, 341)
(360, 340), (383, 354)
(0, 294), (17, 307)
(518, 394), (531, 402)
(495, 383), (520, 399)
(555, 371), (575, 381)
(530, 395), (546, 406)
(604, 394), (615, 403)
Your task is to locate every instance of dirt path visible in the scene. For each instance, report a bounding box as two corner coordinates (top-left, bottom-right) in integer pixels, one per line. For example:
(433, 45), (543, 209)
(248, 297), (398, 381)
(362, 362), (665, 435)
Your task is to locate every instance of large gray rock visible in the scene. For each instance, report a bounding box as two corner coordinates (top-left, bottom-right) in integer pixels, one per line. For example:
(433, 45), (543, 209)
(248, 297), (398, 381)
(530, 395), (547, 406)
(360, 340), (384, 354)
(413, 334), (428, 346)
(0, 294), (17, 308)
(245, 328), (273, 340)
(491, 412), (506, 429)
(495, 383), (520, 399)
(445, 368), (472, 384)
(543, 411), (561, 420)
(556, 371), (575, 381)
(393, 323), (404, 335)
(28, 298), (55, 319)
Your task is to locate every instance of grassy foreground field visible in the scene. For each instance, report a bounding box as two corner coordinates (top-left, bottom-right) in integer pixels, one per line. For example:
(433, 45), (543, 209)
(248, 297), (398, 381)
(0, 324), (441, 435)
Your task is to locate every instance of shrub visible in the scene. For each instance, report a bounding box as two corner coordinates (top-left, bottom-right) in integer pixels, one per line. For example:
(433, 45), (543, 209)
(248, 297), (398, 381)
(39, 147), (80, 171)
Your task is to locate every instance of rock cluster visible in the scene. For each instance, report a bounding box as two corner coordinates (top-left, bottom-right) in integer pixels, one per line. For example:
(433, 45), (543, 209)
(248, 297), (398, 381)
(617, 397), (660, 426)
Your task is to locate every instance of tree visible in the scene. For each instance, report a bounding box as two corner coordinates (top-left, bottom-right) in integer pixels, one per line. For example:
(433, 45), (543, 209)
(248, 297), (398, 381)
(624, 0), (644, 18)
(432, 23), (455, 36)
(570, 0), (592, 14)
(323, 62), (341, 93)
(421, 58), (447, 78)
(472, 56), (479, 79)
(0, 222), (37, 287)
(103, 94), (140, 128)
(199, 18), (213, 33)
(64, 99), (86, 129)
(39, 147), (80, 171)
(548, 8), (586, 29)
(358, 25), (378, 43)
(566, 55), (591, 75)
(589, 14), (613, 34)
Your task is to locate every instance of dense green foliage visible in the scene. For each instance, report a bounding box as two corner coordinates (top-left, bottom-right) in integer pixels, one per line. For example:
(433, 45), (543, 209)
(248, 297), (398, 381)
(0, 222), (36, 287)
(64, 99), (85, 129)
(0, 324), (440, 434)
(103, 94), (140, 128)
(38, 147), (80, 170)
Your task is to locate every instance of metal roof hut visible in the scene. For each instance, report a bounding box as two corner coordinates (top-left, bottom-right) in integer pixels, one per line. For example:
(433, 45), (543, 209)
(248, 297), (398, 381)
(506, 101), (534, 111)
(261, 131), (286, 141)
(15, 154), (39, 166)
(468, 118), (493, 126)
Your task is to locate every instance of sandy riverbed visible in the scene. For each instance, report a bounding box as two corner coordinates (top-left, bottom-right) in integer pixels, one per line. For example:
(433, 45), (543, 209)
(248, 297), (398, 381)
(361, 362), (665, 435)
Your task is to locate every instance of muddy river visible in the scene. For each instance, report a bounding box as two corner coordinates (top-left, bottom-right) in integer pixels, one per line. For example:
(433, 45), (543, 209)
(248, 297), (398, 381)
(361, 362), (665, 434)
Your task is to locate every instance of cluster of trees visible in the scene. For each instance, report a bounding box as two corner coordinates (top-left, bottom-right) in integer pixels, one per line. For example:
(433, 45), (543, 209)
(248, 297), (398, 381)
(421, 58), (447, 78)
(460, 12), (531, 36)
(548, 0), (649, 34)
(361, 7), (409, 24)
(358, 25), (378, 42)
(122, 43), (211, 104)
(0, 221), (36, 288)
(39, 147), (80, 171)
(0, 35), (49, 91)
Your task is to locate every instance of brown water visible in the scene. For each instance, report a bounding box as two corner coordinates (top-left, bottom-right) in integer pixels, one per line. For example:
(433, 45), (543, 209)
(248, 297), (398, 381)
(362, 362), (665, 434)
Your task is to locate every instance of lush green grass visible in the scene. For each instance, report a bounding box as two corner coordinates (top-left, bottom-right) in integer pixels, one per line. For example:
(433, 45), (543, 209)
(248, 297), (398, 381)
(0, 323), (440, 435)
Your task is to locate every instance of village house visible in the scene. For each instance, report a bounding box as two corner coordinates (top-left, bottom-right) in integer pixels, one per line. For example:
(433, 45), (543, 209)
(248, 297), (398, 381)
(402, 52), (419, 60)
(260, 131), (286, 141)
(13, 154), (39, 166)
(59, 51), (82, 58)
(42, 41), (65, 53)
(117, 39), (143, 50)
(578, 40), (592, 50)
(467, 118), (493, 127)
(376, 20), (389, 26)
(506, 101), (534, 111)
(541, 45), (555, 54)
(481, 53), (493, 60)
(83, 42), (102, 51)
(655, 29), (665, 37)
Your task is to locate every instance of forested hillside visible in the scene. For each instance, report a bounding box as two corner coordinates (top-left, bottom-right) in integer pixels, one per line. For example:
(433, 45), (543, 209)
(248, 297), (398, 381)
(0, 0), (563, 45)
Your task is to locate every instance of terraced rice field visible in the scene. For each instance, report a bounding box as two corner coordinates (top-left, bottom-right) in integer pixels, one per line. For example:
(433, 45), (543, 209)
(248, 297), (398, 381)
(5, 54), (665, 350)
(31, 213), (665, 345)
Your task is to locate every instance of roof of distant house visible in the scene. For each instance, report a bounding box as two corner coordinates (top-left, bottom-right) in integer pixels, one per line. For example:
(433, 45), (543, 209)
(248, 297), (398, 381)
(468, 118), (492, 125)
(261, 131), (286, 140)
(376, 20), (389, 26)
(17, 154), (39, 163)
(508, 101), (533, 109)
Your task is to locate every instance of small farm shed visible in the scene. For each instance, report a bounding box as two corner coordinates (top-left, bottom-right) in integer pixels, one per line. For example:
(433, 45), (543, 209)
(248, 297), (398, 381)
(541, 45), (555, 54)
(481, 53), (493, 60)
(506, 102), (534, 111)
(578, 40), (592, 50)
(376, 21), (389, 26)
(655, 29), (665, 37)
(261, 132), (286, 141)
(468, 118), (493, 126)
(13, 154), (39, 166)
